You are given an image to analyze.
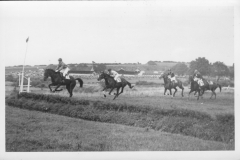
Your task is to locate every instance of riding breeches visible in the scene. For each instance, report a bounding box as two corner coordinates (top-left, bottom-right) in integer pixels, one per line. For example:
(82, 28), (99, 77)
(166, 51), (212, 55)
(114, 74), (121, 82)
(170, 77), (176, 83)
(60, 67), (70, 77)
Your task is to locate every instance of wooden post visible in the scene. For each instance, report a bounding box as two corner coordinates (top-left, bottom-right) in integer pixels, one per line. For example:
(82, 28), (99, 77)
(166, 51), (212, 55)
(19, 72), (24, 93)
(27, 77), (30, 92)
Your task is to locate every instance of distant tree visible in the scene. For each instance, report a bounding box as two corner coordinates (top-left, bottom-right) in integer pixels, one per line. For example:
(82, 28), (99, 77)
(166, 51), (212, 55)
(171, 63), (189, 76)
(210, 61), (230, 81)
(5, 74), (17, 82)
(188, 57), (211, 76)
(147, 61), (157, 65)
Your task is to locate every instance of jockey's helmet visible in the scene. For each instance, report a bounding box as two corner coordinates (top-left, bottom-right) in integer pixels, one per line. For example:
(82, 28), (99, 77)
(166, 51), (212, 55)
(108, 69), (112, 71)
(194, 69), (198, 74)
(58, 58), (62, 61)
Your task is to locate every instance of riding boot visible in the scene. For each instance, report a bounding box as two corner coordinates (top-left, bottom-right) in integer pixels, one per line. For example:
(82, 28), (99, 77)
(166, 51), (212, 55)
(61, 74), (65, 83)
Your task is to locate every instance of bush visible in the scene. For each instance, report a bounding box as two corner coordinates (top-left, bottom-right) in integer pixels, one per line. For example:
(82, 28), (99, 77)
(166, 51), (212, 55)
(219, 80), (234, 87)
(5, 75), (17, 82)
(18, 92), (90, 105)
(136, 81), (161, 86)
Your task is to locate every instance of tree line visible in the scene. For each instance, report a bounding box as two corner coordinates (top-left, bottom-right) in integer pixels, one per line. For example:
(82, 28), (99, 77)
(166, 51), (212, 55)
(170, 57), (234, 80)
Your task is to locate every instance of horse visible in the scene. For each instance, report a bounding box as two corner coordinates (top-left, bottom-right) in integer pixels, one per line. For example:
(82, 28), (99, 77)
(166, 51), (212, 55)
(188, 75), (203, 100)
(97, 71), (134, 100)
(193, 81), (222, 99)
(188, 75), (210, 100)
(159, 73), (184, 97)
(43, 69), (83, 97)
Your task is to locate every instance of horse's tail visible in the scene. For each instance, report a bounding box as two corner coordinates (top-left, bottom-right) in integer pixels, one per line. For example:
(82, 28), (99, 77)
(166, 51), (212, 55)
(76, 78), (83, 88)
(217, 83), (222, 92)
(127, 81), (134, 89)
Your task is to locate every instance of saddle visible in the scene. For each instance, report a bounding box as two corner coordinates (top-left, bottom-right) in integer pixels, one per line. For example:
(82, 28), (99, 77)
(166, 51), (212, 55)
(57, 71), (70, 82)
(197, 79), (204, 86)
(207, 80), (213, 85)
(116, 77), (121, 83)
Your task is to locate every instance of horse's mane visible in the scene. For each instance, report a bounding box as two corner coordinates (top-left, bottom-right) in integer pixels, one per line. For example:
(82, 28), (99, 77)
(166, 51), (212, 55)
(45, 68), (56, 72)
(45, 68), (59, 75)
(101, 72), (113, 79)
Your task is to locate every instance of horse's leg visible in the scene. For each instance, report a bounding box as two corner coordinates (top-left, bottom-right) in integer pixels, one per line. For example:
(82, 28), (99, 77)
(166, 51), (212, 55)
(169, 89), (172, 96)
(48, 84), (54, 92)
(113, 87), (120, 100)
(209, 92), (212, 99)
(194, 91), (197, 96)
(173, 87), (177, 97)
(180, 85), (184, 97)
(188, 90), (194, 100)
(212, 89), (217, 99)
(53, 84), (62, 92)
(109, 87), (115, 95)
(117, 86), (125, 97)
(200, 88), (205, 99)
(69, 82), (76, 97)
(163, 88), (167, 96)
(101, 87), (107, 98)
(66, 84), (71, 97)
(197, 90), (200, 100)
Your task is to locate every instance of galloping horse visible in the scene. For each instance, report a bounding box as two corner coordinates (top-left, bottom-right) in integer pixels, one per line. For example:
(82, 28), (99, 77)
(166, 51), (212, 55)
(193, 80), (222, 99)
(188, 75), (213, 100)
(43, 69), (83, 97)
(97, 71), (134, 100)
(188, 75), (203, 100)
(159, 73), (184, 97)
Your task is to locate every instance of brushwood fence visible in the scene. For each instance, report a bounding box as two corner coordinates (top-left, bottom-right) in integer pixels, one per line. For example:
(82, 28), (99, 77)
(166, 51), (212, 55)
(6, 92), (234, 144)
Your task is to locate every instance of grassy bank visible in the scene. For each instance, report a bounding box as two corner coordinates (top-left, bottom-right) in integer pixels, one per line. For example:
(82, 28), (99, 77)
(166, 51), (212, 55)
(6, 92), (234, 145)
(6, 106), (233, 151)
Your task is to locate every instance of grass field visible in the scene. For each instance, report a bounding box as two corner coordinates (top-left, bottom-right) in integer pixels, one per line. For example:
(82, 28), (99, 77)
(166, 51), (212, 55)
(5, 80), (235, 151)
(6, 106), (233, 151)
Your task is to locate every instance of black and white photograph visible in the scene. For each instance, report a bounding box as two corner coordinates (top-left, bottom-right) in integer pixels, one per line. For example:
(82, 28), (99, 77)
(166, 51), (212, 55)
(1, 0), (240, 160)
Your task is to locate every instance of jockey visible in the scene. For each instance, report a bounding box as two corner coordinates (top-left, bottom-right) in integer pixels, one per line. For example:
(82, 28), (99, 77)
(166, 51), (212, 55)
(167, 68), (172, 78)
(108, 69), (121, 83)
(55, 58), (70, 82)
(170, 72), (177, 85)
(192, 69), (204, 88)
(193, 69), (202, 79)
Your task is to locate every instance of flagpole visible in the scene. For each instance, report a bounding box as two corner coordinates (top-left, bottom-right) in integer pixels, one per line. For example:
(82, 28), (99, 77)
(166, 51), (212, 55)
(20, 37), (29, 93)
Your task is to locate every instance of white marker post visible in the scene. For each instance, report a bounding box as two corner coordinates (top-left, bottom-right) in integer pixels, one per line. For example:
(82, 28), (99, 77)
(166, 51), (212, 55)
(19, 37), (29, 93)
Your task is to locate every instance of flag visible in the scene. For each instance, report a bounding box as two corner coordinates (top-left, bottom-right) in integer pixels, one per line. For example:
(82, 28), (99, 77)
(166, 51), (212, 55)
(26, 37), (29, 43)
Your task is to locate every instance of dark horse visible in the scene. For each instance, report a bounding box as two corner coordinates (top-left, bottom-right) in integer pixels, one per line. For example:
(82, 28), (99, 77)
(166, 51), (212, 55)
(43, 69), (83, 97)
(97, 72), (134, 100)
(188, 75), (204, 100)
(193, 80), (222, 99)
(159, 73), (184, 97)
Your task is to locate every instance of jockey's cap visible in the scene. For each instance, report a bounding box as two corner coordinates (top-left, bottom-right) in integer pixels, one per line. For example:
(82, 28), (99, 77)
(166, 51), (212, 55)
(108, 69), (112, 71)
(58, 58), (62, 61)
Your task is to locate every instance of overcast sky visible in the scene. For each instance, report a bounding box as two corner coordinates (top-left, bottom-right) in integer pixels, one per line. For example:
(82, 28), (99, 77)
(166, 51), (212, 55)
(0, 1), (236, 66)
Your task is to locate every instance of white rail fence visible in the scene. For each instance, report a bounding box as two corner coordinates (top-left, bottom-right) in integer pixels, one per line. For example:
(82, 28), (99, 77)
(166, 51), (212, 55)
(18, 73), (31, 93)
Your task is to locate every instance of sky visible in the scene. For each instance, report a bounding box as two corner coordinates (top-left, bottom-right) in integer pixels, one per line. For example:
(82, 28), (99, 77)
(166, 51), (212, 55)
(0, 1), (236, 67)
